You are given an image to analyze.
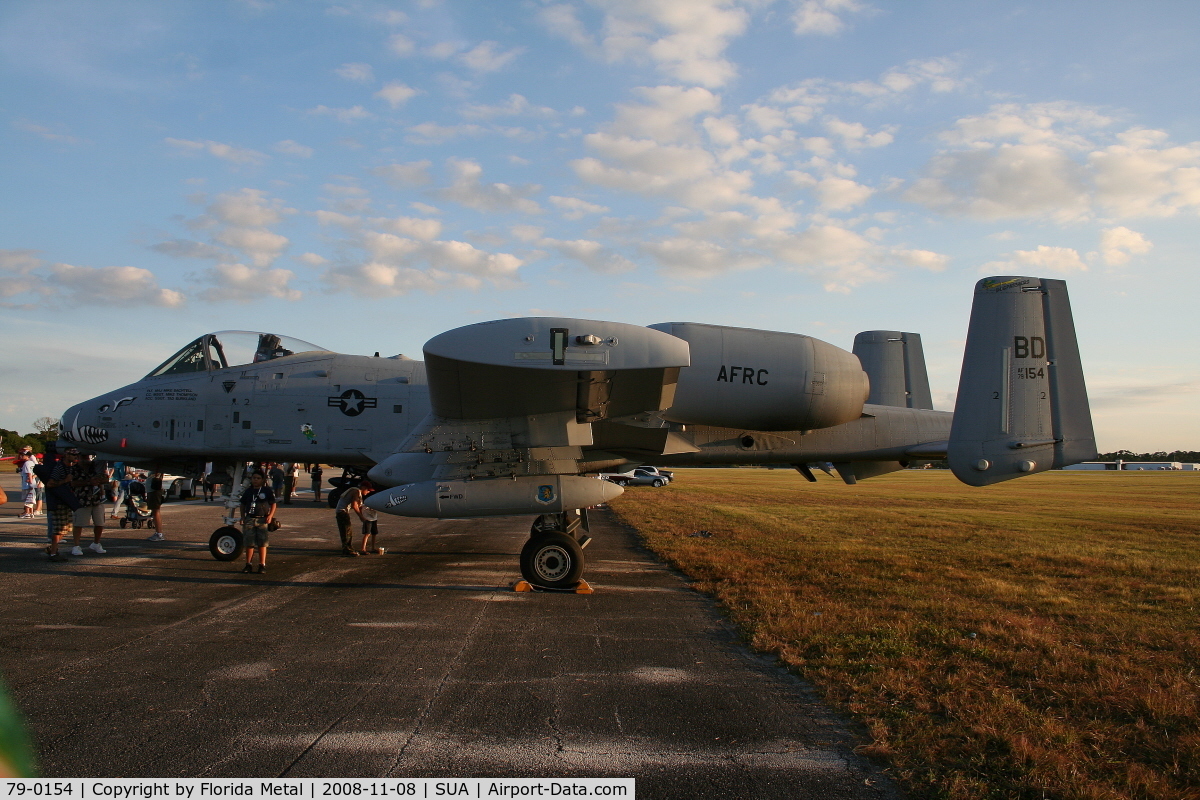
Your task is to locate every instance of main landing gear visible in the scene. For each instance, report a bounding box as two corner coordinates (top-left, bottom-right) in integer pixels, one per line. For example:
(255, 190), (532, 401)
(519, 510), (592, 590)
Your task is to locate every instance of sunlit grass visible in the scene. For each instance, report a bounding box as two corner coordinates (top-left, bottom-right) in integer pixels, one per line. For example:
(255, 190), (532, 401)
(609, 469), (1200, 800)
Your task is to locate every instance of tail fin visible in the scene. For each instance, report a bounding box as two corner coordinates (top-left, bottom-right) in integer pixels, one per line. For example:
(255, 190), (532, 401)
(949, 276), (1097, 486)
(852, 331), (934, 409)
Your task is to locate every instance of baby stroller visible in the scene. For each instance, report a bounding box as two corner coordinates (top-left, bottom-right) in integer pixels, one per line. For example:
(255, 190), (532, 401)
(119, 481), (152, 529)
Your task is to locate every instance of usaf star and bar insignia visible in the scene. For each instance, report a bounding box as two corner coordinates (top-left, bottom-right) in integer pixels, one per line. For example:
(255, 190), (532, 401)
(328, 389), (378, 416)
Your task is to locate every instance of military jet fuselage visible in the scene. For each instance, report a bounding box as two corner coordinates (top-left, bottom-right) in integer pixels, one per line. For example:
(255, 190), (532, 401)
(61, 331), (430, 473)
(61, 277), (1097, 590)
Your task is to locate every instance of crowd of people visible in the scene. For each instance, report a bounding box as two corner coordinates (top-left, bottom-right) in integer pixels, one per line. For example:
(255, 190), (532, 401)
(15, 445), (170, 560)
(13, 452), (383, 569)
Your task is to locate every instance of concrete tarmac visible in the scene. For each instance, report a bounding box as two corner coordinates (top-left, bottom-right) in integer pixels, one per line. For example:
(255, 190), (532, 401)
(0, 472), (900, 798)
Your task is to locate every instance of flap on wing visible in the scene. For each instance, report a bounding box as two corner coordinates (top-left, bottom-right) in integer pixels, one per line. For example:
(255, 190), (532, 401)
(423, 318), (691, 420)
(591, 422), (700, 456)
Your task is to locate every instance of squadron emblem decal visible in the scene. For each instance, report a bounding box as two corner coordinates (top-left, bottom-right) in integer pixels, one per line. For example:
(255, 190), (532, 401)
(535, 484), (557, 505)
(328, 389), (378, 417)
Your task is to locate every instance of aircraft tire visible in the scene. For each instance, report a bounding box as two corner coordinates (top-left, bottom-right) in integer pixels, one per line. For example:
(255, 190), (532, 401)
(327, 487), (344, 509)
(209, 526), (243, 561)
(519, 532), (584, 590)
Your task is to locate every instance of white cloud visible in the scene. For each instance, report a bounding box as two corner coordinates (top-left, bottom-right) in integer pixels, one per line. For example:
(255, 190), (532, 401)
(538, 4), (595, 51)
(335, 62), (374, 81)
(374, 216), (443, 241)
(549, 196), (610, 220)
(171, 189), (294, 269)
(213, 227), (290, 267)
(13, 119), (81, 145)
(165, 138), (267, 165)
(541, 238), (636, 273)
(371, 160), (432, 187)
(544, 0), (749, 88)
(389, 33), (415, 56)
(436, 158), (542, 214)
(404, 122), (485, 144)
(510, 224), (544, 242)
(905, 143), (1092, 222)
(274, 139), (314, 158)
(0, 250), (183, 307)
(891, 248), (949, 271)
(296, 252), (329, 267)
(939, 102), (1112, 150)
(819, 176), (874, 209)
(197, 263), (301, 303)
(1090, 133), (1200, 217)
(460, 94), (556, 120)
(791, 0), (866, 36)
(460, 41), (524, 72)
(824, 117), (893, 149)
(151, 239), (227, 260)
(314, 210), (361, 230)
(1098, 226), (1152, 265)
(611, 85), (720, 144)
(320, 228), (524, 297)
(907, 103), (1200, 222)
(307, 105), (373, 123)
(206, 188), (291, 229)
(50, 264), (185, 306)
(0, 249), (53, 303)
(639, 237), (766, 275)
(982, 245), (1089, 275)
(574, 133), (755, 210)
(375, 81), (421, 108)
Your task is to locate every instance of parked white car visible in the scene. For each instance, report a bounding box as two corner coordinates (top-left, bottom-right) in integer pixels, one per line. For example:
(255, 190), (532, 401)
(599, 467), (674, 487)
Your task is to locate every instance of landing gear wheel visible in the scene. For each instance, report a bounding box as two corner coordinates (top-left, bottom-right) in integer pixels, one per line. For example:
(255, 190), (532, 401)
(520, 532), (584, 590)
(209, 526), (243, 561)
(119, 518), (128, 529)
(327, 487), (344, 509)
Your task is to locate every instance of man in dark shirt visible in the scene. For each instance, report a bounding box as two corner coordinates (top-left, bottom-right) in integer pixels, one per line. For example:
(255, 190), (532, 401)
(33, 447), (80, 562)
(238, 471), (276, 574)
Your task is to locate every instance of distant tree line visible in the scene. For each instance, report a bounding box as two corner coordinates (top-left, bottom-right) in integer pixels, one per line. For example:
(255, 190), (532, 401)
(0, 417), (59, 457)
(1096, 450), (1200, 462)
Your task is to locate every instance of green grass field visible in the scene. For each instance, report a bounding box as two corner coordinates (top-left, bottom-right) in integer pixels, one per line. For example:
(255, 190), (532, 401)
(608, 469), (1200, 800)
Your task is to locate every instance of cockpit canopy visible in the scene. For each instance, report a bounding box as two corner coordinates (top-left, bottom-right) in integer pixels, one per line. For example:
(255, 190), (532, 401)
(147, 331), (327, 378)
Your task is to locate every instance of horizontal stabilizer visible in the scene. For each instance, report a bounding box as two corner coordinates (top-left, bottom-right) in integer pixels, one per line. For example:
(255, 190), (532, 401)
(853, 331), (934, 409)
(948, 277), (1097, 486)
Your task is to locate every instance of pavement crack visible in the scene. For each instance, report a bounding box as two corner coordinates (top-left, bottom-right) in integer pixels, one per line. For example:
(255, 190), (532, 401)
(276, 709), (356, 778)
(383, 587), (498, 775)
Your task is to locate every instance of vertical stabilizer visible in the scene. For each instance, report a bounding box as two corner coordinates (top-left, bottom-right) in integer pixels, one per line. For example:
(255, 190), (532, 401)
(852, 331), (934, 409)
(948, 276), (1097, 486)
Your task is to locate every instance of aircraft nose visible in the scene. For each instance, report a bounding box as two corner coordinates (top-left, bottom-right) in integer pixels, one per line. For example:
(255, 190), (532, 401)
(59, 400), (113, 447)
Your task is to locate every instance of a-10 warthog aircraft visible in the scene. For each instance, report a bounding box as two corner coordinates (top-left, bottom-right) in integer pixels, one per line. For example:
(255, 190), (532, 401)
(60, 276), (1096, 589)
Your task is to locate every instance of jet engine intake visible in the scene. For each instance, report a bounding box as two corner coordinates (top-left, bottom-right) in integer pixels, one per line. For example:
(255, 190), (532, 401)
(648, 322), (869, 432)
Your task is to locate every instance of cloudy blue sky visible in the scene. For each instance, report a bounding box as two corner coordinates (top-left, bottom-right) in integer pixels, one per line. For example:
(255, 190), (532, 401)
(2, 0), (1197, 452)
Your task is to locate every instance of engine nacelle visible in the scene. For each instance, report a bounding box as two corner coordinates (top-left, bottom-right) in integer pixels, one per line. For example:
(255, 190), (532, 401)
(648, 322), (869, 432)
(364, 474), (623, 519)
